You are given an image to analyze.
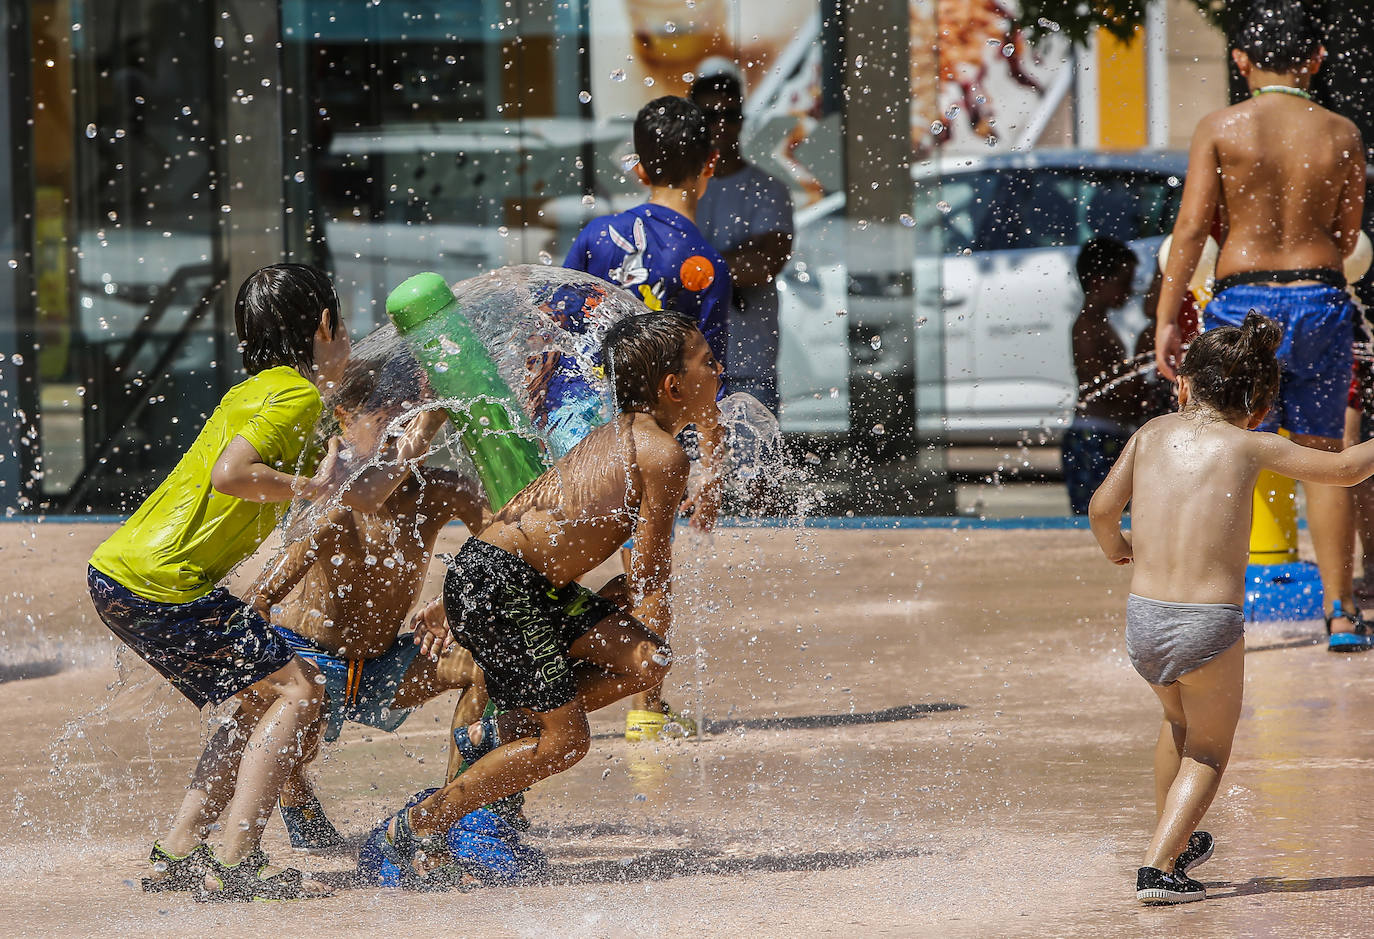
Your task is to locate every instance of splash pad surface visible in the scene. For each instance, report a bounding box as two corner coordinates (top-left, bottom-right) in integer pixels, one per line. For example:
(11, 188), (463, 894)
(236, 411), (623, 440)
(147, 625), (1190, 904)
(2, 521), (1371, 937)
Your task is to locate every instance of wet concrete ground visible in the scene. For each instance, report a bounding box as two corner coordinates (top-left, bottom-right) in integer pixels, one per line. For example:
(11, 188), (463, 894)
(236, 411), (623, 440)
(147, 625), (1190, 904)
(1, 521), (1373, 937)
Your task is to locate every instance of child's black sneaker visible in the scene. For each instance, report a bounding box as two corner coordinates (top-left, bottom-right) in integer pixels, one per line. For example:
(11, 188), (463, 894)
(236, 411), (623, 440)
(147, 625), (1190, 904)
(279, 794), (345, 852)
(1174, 830), (1213, 875)
(1136, 866), (1205, 905)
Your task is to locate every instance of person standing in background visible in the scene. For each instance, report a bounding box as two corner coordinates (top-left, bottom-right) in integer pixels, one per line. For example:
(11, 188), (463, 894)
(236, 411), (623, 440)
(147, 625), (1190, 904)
(689, 72), (793, 414)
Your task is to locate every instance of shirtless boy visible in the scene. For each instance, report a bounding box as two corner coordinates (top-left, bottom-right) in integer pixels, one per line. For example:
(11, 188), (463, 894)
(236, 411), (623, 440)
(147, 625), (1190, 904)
(361, 311), (721, 884)
(250, 344), (491, 849)
(1155, 3), (1367, 647)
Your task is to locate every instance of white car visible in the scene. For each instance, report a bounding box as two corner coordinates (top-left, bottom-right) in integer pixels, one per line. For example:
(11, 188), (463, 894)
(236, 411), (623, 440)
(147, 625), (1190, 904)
(777, 150), (1187, 441)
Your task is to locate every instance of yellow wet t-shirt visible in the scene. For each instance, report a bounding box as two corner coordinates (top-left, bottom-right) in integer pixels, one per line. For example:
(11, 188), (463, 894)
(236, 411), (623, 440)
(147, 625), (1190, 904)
(89, 366), (322, 603)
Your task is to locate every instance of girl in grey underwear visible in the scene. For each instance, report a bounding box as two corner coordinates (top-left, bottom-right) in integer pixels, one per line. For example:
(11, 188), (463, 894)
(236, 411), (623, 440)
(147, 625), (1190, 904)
(1089, 311), (1374, 906)
(1125, 596), (1245, 686)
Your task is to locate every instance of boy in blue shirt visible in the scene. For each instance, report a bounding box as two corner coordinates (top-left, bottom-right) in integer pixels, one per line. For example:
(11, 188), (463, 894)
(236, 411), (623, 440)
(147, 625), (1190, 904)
(564, 95), (732, 376)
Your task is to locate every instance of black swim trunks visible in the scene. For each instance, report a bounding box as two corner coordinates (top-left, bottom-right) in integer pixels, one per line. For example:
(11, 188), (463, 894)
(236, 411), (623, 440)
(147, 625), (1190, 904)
(441, 538), (644, 712)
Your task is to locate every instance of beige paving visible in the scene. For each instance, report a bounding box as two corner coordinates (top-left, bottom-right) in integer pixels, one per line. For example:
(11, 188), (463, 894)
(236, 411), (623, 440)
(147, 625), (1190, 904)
(1, 522), (1372, 937)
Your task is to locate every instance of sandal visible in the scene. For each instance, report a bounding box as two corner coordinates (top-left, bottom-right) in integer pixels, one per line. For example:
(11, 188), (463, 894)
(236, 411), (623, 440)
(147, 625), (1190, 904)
(357, 805), (451, 890)
(195, 847), (331, 902)
(142, 842), (210, 893)
(452, 714), (503, 774)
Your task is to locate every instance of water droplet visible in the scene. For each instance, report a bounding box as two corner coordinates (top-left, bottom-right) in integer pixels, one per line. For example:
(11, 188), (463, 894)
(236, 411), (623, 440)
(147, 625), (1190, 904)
(620, 152), (640, 172)
(314, 673), (327, 684)
(9, 354), (23, 366)
(664, 21), (677, 34)
(581, 194), (595, 207)
(643, 76), (655, 87)
(293, 171), (305, 182)
(834, 308), (847, 318)
(870, 335), (882, 351)
(899, 213), (915, 228)
(214, 36), (224, 48)
(331, 553), (345, 567)
(538, 250), (553, 265)
(936, 201), (951, 214)
(152, 861), (168, 874)
(497, 225), (509, 237)
(84, 123), (96, 139)
(610, 68), (626, 82)
(435, 361), (449, 373)
(578, 90), (592, 104)
(364, 554), (378, 566)
(872, 423), (886, 435)
(439, 337), (461, 355)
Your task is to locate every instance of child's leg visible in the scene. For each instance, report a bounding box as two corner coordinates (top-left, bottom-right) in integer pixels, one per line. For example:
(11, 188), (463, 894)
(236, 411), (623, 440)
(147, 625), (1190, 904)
(208, 657), (323, 864)
(161, 707), (260, 856)
(278, 713), (325, 808)
(1149, 682), (1186, 816)
(409, 699), (591, 838)
(1143, 639), (1245, 872)
(567, 612), (671, 713)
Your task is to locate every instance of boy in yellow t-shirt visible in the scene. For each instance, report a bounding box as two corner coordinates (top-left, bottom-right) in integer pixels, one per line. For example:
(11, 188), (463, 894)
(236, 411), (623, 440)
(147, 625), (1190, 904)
(87, 264), (440, 900)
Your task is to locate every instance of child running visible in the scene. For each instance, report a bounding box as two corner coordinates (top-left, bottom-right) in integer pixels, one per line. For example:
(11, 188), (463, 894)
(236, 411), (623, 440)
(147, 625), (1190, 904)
(248, 342), (492, 851)
(1090, 312), (1374, 905)
(360, 311), (721, 885)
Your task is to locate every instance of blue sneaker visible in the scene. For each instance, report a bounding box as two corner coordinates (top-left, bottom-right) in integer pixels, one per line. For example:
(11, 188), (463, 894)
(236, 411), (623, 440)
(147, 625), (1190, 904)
(1325, 602), (1374, 653)
(279, 794), (344, 852)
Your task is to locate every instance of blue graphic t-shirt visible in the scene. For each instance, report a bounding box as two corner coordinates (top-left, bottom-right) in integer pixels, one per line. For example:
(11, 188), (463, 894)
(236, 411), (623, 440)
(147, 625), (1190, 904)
(563, 204), (732, 373)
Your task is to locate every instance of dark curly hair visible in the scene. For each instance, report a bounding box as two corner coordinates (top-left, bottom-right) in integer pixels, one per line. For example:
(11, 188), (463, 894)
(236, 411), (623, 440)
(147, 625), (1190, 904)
(1234, 1), (1323, 73)
(1179, 312), (1283, 420)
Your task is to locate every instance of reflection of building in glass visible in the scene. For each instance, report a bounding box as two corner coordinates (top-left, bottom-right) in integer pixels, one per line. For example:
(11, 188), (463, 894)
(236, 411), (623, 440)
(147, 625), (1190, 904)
(0, 0), (1310, 515)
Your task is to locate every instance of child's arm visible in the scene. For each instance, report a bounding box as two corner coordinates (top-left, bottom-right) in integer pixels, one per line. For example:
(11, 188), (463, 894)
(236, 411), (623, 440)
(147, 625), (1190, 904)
(327, 408), (450, 514)
(1335, 131), (1367, 258)
(628, 436), (692, 637)
(1252, 433), (1374, 487)
(212, 435), (332, 503)
(1088, 433), (1137, 565)
(247, 509), (346, 614)
(418, 467), (491, 534)
(1156, 116), (1222, 381)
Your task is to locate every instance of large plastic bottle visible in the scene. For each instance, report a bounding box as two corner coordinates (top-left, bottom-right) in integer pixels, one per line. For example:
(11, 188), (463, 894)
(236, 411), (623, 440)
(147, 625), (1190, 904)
(386, 272), (546, 509)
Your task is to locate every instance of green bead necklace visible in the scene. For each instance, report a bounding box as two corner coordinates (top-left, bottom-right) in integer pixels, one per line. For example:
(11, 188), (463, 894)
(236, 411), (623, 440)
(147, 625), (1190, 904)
(1253, 84), (1312, 100)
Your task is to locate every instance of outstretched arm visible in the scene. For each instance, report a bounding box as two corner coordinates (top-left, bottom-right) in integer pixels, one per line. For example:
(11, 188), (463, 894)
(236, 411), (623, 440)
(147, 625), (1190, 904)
(330, 408), (449, 514)
(1088, 433), (1137, 565)
(1253, 432), (1374, 487)
(1156, 118), (1222, 381)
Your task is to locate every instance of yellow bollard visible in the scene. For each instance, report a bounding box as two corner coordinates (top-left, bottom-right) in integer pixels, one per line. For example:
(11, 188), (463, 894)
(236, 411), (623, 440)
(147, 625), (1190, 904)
(1250, 468), (1299, 565)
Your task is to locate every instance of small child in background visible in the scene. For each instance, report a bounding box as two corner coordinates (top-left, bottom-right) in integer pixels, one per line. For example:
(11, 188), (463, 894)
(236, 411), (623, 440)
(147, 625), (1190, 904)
(1090, 312), (1374, 905)
(249, 342), (492, 851)
(1063, 237), (1142, 514)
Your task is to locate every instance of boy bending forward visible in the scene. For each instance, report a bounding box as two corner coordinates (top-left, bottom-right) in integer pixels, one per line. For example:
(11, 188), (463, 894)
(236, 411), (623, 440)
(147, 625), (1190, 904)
(367, 311), (721, 881)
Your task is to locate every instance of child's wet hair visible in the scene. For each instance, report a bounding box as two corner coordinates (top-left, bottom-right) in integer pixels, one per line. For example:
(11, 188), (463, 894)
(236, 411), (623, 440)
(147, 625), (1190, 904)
(1235, 1), (1322, 73)
(234, 263), (341, 375)
(329, 343), (424, 418)
(1075, 237), (1136, 288)
(602, 311), (698, 413)
(1179, 312), (1283, 420)
(633, 96), (711, 187)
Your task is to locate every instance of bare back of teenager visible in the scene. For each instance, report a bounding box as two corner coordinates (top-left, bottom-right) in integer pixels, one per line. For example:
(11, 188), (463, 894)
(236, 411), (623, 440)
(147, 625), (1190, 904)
(1208, 96), (1363, 278)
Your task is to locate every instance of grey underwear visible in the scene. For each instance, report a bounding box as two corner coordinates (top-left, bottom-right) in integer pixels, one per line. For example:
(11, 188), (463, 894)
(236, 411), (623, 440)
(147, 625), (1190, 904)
(1125, 594), (1245, 686)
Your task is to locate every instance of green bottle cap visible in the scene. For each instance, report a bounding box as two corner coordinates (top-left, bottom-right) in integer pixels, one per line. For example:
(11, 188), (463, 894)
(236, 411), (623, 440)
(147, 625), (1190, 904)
(386, 272), (456, 332)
